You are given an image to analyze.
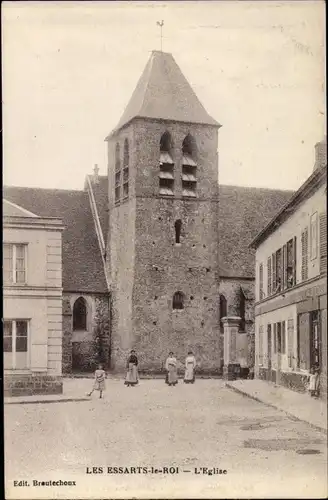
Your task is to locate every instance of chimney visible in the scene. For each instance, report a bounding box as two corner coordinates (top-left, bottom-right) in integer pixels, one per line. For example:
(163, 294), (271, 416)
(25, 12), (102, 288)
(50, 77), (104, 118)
(93, 164), (100, 184)
(314, 138), (327, 171)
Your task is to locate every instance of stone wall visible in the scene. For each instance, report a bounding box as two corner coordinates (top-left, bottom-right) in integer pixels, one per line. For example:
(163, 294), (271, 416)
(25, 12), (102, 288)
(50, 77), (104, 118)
(4, 374), (62, 397)
(62, 293), (110, 373)
(107, 119), (220, 373)
(219, 278), (255, 368)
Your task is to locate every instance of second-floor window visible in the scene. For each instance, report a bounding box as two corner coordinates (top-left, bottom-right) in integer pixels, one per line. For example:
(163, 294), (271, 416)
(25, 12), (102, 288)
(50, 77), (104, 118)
(268, 236), (297, 296)
(3, 244), (27, 284)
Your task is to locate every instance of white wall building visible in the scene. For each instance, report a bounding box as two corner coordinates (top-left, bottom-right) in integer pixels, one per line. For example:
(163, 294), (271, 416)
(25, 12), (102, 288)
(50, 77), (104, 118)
(3, 199), (64, 396)
(250, 140), (327, 399)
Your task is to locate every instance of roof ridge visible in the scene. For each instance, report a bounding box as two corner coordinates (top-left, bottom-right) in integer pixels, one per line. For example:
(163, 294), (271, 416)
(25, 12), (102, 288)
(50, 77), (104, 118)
(4, 185), (84, 193)
(219, 184), (294, 193)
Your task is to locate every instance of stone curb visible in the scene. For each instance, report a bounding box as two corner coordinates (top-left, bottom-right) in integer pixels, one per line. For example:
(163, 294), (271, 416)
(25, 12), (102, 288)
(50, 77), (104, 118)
(4, 397), (90, 405)
(225, 383), (327, 435)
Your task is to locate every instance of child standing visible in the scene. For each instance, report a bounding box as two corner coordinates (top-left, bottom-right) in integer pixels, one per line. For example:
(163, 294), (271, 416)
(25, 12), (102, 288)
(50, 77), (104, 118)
(308, 366), (320, 398)
(87, 364), (106, 399)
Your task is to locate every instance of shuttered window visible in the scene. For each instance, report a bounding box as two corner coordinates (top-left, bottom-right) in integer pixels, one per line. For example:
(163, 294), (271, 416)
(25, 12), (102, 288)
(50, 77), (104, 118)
(319, 212), (327, 274)
(267, 257), (272, 296)
(301, 227), (309, 281)
(282, 244), (287, 290)
(293, 236), (297, 285)
(259, 264), (263, 300)
(258, 325), (263, 364)
(297, 312), (311, 370)
(287, 318), (294, 368)
(273, 323), (277, 354)
(272, 253), (276, 292)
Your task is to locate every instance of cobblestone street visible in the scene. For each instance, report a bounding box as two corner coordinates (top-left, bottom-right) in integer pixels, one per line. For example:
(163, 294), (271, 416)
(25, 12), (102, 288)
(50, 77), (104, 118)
(5, 379), (327, 499)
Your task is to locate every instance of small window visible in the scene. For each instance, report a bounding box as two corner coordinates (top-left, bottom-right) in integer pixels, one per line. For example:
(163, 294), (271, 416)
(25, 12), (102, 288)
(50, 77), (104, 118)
(220, 294), (227, 319)
(73, 297), (87, 331)
(173, 291), (184, 310)
(175, 219), (182, 244)
(123, 139), (129, 167)
(3, 244), (27, 284)
(182, 134), (197, 197)
(114, 143), (121, 204)
(123, 139), (129, 200)
(115, 143), (121, 172)
(159, 132), (174, 196)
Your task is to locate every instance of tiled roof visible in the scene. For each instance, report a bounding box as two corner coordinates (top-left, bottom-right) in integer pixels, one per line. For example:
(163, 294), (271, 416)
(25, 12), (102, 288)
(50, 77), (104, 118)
(3, 186), (108, 293)
(108, 51), (219, 136)
(218, 185), (294, 278)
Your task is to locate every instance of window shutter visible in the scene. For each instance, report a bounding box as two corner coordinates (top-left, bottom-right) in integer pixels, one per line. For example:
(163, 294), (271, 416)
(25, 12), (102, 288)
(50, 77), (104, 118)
(259, 325), (263, 364)
(282, 244), (287, 290)
(281, 321), (286, 354)
(298, 312), (311, 370)
(301, 228), (308, 281)
(319, 212), (327, 274)
(272, 253), (276, 292)
(259, 264), (263, 299)
(267, 257), (272, 296)
(293, 236), (297, 285)
(287, 319), (294, 368)
(273, 323), (277, 353)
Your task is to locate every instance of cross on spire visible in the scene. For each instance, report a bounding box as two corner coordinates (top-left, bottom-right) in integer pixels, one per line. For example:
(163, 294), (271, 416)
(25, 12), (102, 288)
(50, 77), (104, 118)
(156, 20), (164, 52)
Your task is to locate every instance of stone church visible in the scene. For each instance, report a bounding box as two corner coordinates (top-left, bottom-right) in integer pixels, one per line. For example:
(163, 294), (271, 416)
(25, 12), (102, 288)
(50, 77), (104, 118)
(4, 51), (293, 375)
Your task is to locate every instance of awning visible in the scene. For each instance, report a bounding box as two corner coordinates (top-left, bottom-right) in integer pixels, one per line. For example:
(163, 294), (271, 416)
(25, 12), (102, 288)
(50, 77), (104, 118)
(159, 171), (174, 179)
(182, 189), (197, 198)
(182, 154), (197, 166)
(159, 187), (174, 196)
(160, 152), (173, 164)
(182, 173), (197, 182)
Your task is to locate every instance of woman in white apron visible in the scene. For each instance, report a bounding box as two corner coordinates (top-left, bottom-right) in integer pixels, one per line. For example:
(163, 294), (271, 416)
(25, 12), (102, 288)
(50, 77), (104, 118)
(165, 352), (178, 386)
(184, 351), (196, 384)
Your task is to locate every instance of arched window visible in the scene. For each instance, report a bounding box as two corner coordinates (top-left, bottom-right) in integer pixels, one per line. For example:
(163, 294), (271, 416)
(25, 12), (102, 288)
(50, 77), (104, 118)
(239, 288), (246, 332)
(160, 131), (172, 153)
(123, 139), (129, 167)
(115, 143), (121, 203)
(173, 291), (184, 310)
(174, 219), (182, 244)
(123, 139), (129, 199)
(182, 134), (197, 198)
(73, 297), (87, 331)
(159, 131), (174, 196)
(220, 294), (227, 319)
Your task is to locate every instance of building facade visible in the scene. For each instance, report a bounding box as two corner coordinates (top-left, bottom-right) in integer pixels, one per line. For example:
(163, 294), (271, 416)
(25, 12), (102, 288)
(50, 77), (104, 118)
(3, 200), (64, 396)
(106, 51), (221, 373)
(251, 140), (327, 399)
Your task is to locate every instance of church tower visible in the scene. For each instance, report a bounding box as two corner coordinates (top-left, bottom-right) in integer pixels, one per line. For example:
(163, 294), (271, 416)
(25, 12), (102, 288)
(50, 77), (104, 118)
(105, 51), (221, 373)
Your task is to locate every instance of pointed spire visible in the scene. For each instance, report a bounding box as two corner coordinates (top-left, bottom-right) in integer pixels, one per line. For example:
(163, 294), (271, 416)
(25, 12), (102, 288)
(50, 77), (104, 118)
(107, 51), (220, 138)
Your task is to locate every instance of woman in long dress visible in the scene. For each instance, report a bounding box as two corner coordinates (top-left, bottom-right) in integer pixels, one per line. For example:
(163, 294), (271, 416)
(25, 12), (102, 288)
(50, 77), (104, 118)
(184, 351), (196, 384)
(124, 350), (139, 387)
(165, 352), (178, 386)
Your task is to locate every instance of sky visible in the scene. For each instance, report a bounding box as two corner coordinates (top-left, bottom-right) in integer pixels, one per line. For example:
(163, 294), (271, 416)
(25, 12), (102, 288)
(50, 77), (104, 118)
(2, 1), (326, 191)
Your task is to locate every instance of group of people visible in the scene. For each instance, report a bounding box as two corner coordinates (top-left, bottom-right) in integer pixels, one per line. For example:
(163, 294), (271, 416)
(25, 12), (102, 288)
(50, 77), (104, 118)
(87, 350), (197, 398)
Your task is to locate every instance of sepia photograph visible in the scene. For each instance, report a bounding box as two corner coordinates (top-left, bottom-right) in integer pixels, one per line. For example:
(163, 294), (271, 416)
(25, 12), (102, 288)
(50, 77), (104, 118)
(2, 1), (327, 499)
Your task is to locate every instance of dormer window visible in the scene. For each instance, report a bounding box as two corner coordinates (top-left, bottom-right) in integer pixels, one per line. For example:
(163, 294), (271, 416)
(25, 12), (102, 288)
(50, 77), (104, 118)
(182, 134), (197, 198)
(159, 132), (174, 196)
